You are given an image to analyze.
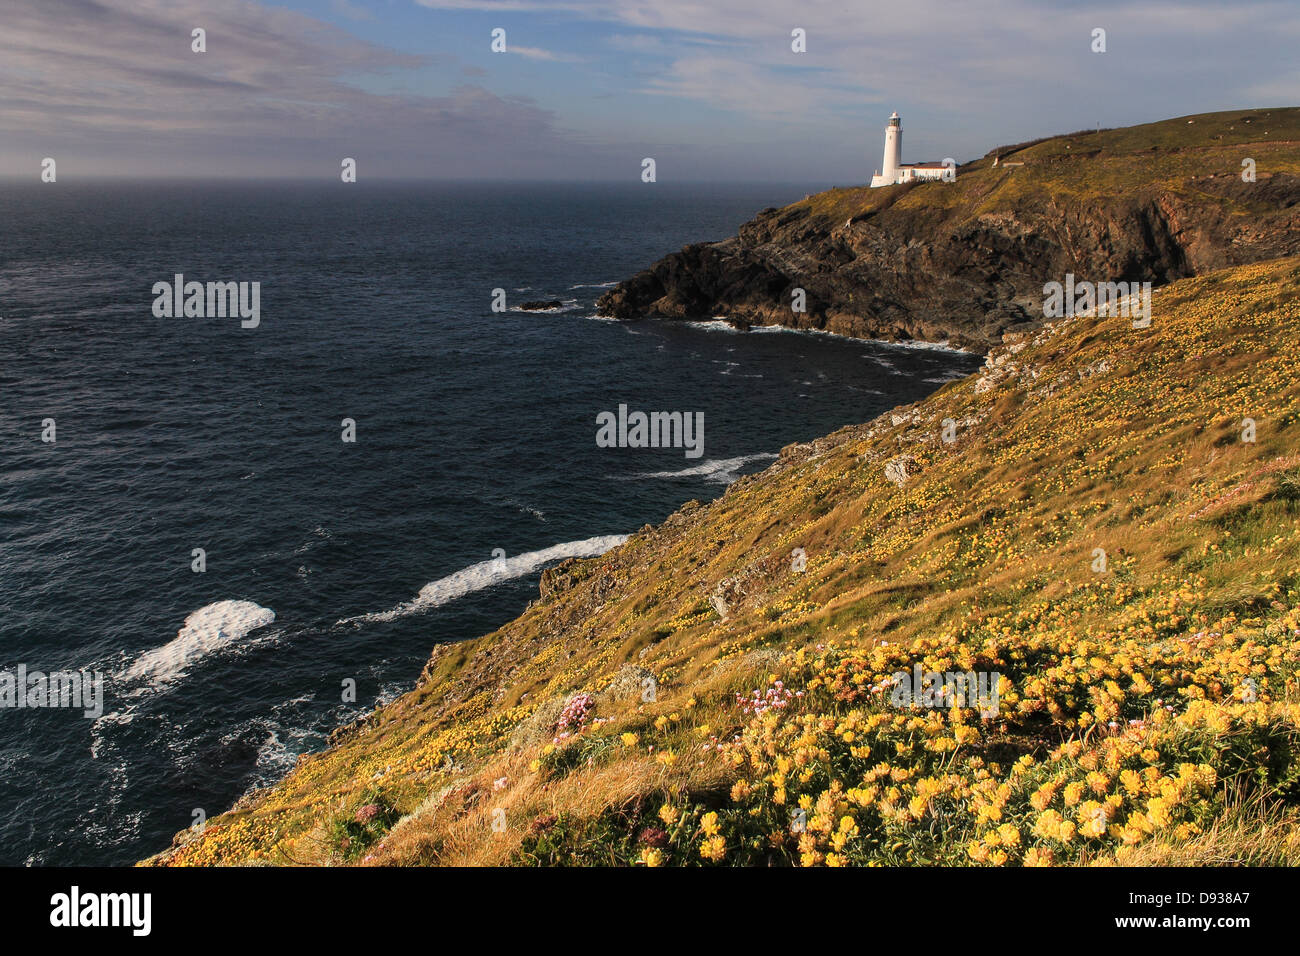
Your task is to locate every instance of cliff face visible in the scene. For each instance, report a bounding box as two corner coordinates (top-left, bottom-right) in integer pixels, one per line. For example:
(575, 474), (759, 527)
(148, 254), (1300, 868)
(597, 109), (1300, 350)
(143, 110), (1300, 869)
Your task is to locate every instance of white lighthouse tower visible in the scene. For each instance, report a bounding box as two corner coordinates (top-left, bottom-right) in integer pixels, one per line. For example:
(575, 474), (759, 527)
(871, 112), (903, 187)
(870, 111), (949, 187)
(881, 111), (902, 181)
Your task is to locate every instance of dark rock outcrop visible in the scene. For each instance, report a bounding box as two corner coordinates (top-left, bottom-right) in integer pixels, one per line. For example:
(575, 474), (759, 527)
(597, 117), (1300, 352)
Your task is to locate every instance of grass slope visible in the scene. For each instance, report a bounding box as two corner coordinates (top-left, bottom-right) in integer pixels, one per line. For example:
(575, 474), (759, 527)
(150, 255), (1300, 867)
(799, 107), (1300, 225)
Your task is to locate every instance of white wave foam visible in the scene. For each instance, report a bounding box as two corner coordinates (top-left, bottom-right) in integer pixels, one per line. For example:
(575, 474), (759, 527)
(883, 339), (965, 353)
(341, 534), (628, 625)
(628, 453), (777, 484)
(748, 323), (970, 353)
(255, 728), (297, 777)
(121, 600), (276, 688)
(685, 319), (743, 333)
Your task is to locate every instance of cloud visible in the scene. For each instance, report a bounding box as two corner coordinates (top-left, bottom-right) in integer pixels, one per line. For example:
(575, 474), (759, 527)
(509, 45), (582, 62)
(606, 32), (736, 55)
(0, 0), (582, 177)
(641, 56), (854, 123)
(606, 33), (672, 55)
(414, 0), (1300, 134)
(2, 0), (1294, 181)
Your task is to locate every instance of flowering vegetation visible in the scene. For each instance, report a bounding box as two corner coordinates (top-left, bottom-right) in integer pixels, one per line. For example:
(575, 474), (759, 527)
(150, 255), (1300, 868)
(554, 693), (596, 740)
(737, 680), (800, 716)
(326, 787), (400, 863)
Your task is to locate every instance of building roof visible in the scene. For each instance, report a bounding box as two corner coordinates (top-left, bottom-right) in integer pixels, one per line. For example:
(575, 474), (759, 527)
(902, 162), (948, 169)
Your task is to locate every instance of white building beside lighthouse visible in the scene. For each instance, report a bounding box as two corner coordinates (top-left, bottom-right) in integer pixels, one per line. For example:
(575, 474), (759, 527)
(870, 112), (949, 187)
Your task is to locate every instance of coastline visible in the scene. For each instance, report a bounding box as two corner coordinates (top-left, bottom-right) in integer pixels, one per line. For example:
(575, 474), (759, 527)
(151, 255), (1300, 866)
(148, 292), (980, 858)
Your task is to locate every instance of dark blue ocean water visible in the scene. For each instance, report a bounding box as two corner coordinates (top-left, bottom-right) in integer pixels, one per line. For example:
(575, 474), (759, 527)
(0, 182), (980, 865)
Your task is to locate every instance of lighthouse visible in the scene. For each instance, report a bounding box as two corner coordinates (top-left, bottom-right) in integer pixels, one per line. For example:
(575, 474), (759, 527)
(881, 111), (902, 182)
(870, 111), (950, 187)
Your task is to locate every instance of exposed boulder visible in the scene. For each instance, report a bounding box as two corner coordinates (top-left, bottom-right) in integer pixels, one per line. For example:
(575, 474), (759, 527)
(507, 696), (567, 752)
(599, 665), (657, 703)
(885, 455), (922, 486)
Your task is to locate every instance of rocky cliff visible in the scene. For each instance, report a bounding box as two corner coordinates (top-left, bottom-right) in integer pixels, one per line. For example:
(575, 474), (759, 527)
(143, 110), (1300, 868)
(597, 108), (1300, 351)
(147, 253), (1300, 867)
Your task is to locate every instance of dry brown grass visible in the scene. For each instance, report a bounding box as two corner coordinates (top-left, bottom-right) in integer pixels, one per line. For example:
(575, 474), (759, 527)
(368, 746), (735, 866)
(1089, 788), (1300, 867)
(150, 255), (1300, 867)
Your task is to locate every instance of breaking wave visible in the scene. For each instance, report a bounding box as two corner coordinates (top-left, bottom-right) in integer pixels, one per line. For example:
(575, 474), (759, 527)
(120, 600), (276, 690)
(340, 534), (628, 625)
(627, 452), (777, 484)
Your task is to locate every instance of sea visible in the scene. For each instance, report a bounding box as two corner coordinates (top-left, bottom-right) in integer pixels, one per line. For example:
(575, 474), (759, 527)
(0, 181), (982, 865)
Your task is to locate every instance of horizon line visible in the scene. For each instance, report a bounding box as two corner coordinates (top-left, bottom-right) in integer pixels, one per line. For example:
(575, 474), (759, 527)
(0, 175), (845, 186)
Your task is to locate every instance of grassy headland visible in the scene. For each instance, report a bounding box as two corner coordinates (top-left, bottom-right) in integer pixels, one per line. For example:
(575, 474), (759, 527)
(148, 250), (1300, 866)
(598, 108), (1300, 350)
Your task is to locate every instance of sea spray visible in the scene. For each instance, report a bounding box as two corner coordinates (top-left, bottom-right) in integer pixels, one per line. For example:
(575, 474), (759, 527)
(342, 534), (628, 625)
(121, 600), (276, 689)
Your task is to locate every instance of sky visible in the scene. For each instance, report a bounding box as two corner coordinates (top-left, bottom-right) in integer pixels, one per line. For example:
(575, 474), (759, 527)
(1, 0), (1296, 181)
